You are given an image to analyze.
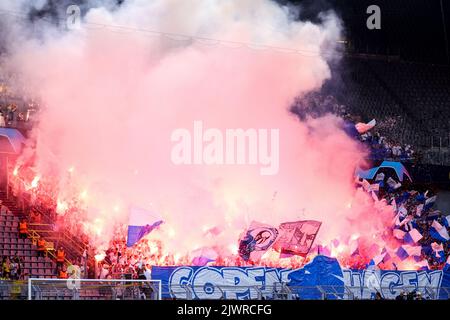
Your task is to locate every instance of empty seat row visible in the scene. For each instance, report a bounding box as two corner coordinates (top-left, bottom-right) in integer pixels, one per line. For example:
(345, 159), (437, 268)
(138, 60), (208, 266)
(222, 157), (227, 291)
(0, 198), (72, 282)
(0, 236), (31, 243)
(0, 241), (32, 247)
(26, 268), (55, 276)
(0, 226), (18, 232)
(0, 238), (32, 245)
(0, 245), (33, 251)
(0, 221), (19, 227)
(23, 262), (54, 269)
(0, 215), (19, 221)
(2, 250), (42, 257)
(0, 232), (19, 238)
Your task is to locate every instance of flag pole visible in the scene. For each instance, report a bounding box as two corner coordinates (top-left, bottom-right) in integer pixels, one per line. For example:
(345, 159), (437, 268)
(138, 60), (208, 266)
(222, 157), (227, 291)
(306, 222), (322, 257)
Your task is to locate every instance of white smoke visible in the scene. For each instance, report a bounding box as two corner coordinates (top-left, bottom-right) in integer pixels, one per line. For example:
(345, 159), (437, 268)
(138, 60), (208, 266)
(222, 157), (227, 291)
(0, 0), (387, 262)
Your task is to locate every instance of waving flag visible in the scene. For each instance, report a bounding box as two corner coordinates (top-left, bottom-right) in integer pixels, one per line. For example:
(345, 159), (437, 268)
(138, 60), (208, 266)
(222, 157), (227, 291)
(393, 228), (405, 240)
(191, 247), (218, 266)
(127, 206), (164, 247)
(396, 247), (409, 260)
(416, 193), (426, 203)
(355, 119), (376, 134)
(430, 220), (450, 242)
(403, 245), (422, 257)
(273, 220), (321, 256)
(398, 205), (408, 218)
(399, 214), (413, 227)
(396, 192), (411, 205)
(238, 221), (279, 261)
(416, 260), (429, 270)
(351, 247), (360, 257)
(443, 216), (450, 228)
(424, 196), (437, 211)
(382, 251), (391, 263)
(371, 191), (379, 202)
(393, 211), (402, 226)
(387, 177), (402, 190)
(416, 204), (424, 217)
(425, 195), (437, 205)
(425, 211), (441, 221)
(404, 228), (423, 244)
(361, 179), (371, 192)
(432, 242), (444, 254)
(396, 245), (421, 260)
(372, 253), (386, 266)
(391, 198), (397, 212)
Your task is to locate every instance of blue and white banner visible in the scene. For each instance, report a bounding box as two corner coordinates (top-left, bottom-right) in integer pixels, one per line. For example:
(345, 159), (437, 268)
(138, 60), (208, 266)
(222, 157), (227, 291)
(151, 255), (450, 300)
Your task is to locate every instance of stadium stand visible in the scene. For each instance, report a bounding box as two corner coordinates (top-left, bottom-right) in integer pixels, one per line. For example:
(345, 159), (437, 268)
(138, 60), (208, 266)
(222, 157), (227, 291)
(0, 198), (57, 281)
(0, 0), (449, 300)
(326, 0), (449, 65)
(321, 57), (450, 165)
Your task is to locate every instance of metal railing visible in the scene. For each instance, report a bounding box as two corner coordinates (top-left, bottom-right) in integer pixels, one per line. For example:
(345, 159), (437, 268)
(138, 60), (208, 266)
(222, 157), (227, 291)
(162, 284), (450, 300)
(27, 278), (162, 300)
(1, 280), (450, 300)
(4, 185), (89, 267)
(162, 284), (294, 300)
(311, 285), (441, 300)
(26, 228), (71, 267)
(164, 284), (329, 300)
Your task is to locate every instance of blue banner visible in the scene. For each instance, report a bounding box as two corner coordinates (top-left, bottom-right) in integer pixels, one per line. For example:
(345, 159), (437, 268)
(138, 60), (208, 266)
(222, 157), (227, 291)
(151, 255), (450, 300)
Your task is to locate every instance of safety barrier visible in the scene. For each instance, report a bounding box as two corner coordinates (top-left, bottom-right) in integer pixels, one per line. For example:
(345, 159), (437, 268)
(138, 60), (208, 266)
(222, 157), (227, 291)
(162, 284), (450, 300)
(27, 278), (162, 300)
(1, 279), (450, 300)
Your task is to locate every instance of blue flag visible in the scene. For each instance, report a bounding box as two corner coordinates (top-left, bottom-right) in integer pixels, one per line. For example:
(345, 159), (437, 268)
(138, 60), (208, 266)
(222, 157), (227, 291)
(191, 247), (218, 266)
(416, 193), (426, 203)
(429, 220), (450, 243)
(127, 206), (164, 247)
(423, 196), (437, 211)
(396, 247), (409, 261)
(443, 216), (450, 228)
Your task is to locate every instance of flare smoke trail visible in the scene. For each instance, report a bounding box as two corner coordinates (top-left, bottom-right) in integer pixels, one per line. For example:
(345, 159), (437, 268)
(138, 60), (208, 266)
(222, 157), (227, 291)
(0, 0), (393, 262)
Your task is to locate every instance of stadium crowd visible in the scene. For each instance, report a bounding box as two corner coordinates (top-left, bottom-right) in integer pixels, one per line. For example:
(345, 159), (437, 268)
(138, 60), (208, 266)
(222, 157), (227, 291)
(91, 168), (450, 280)
(83, 92), (448, 278)
(354, 174), (450, 270)
(3, 89), (445, 283)
(292, 92), (416, 162)
(0, 76), (38, 128)
(1, 78), (449, 301)
(1, 255), (24, 280)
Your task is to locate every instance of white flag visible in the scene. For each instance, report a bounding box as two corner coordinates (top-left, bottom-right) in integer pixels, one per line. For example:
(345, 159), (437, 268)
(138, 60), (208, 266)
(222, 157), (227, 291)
(355, 119), (376, 134)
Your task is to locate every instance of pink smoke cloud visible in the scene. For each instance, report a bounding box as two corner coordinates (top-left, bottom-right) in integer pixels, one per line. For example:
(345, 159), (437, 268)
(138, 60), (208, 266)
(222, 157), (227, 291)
(2, 0), (394, 262)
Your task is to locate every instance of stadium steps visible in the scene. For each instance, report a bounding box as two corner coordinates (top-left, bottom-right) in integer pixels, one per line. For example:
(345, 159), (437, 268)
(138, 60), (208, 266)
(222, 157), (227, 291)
(0, 194), (61, 280)
(0, 194), (27, 220)
(0, 209), (58, 279)
(0, 191), (87, 276)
